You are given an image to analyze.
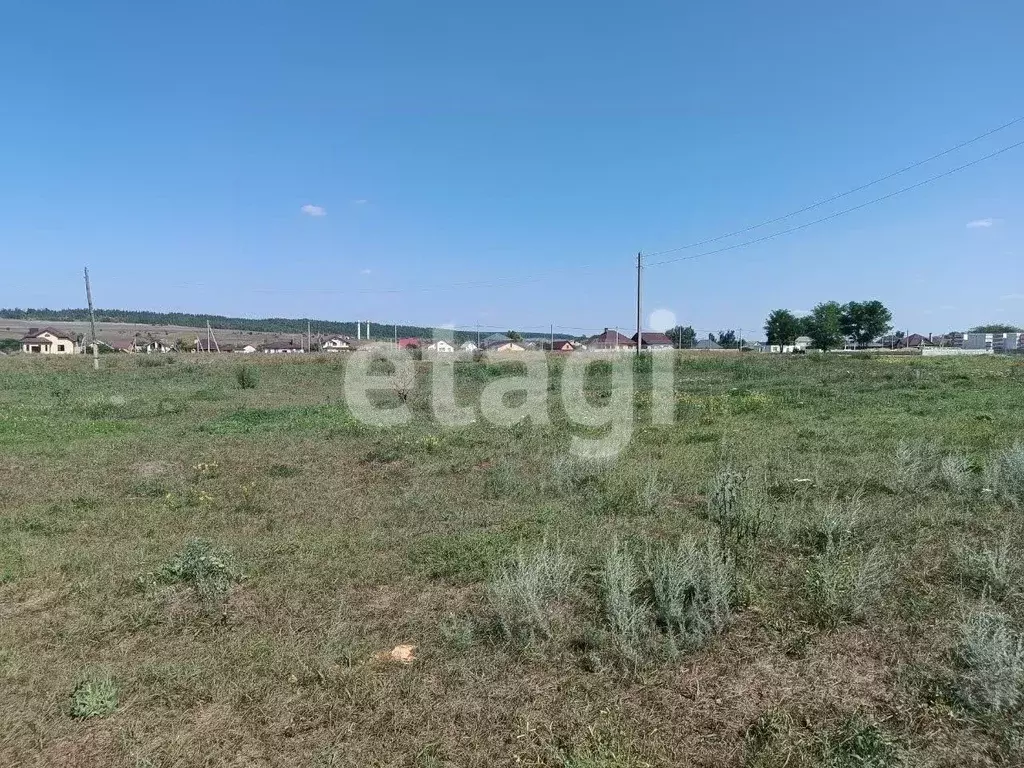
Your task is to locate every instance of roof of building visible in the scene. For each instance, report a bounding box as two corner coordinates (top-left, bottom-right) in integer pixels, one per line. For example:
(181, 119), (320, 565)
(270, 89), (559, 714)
(633, 331), (673, 346)
(590, 329), (635, 345)
(693, 338), (722, 349)
(261, 340), (302, 350)
(20, 327), (75, 342)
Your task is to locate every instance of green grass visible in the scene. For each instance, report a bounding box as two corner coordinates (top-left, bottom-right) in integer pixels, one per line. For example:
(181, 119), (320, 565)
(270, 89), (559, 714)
(2, 351), (1024, 764)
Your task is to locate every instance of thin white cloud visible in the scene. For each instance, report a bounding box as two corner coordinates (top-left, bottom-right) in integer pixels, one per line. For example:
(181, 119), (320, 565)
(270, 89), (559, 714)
(939, 304), (957, 311)
(360, 268), (372, 275)
(301, 204), (326, 217)
(1000, 293), (1024, 301)
(352, 199), (368, 205)
(792, 309), (811, 317)
(966, 218), (995, 228)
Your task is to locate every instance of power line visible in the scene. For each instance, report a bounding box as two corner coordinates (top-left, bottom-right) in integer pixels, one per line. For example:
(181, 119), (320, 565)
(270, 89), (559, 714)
(646, 138), (1024, 268)
(645, 115), (1024, 258)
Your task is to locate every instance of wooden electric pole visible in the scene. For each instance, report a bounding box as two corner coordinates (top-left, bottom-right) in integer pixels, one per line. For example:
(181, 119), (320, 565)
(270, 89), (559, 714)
(635, 251), (643, 356)
(84, 267), (99, 370)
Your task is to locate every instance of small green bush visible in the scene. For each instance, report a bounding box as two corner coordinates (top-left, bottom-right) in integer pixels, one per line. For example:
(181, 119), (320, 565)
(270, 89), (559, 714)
(70, 677), (118, 718)
(235, 364), (260, 390)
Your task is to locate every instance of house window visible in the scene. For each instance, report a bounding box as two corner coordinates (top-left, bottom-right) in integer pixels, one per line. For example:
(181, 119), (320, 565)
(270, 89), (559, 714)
(57, 344), (65, 352)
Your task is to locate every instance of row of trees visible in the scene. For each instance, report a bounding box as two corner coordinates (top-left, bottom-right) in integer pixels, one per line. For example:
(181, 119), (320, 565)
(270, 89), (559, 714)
(765, 300), (893, 351)
(663, 326), (749, 349)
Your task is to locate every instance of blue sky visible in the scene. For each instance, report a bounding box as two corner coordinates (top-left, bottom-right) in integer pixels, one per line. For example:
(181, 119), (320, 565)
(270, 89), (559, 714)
(1, 1), (1022, 338)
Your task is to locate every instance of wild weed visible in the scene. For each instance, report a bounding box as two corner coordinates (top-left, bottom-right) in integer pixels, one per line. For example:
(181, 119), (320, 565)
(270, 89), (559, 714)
(806, 538), (887, 628)
(438, 613), (476, 651)
(487, 538), (576, 642)
(235, 364), (260, 389)
(820, 715), (900, 768)
(958, 531), (1019, 602)
(646, 537), (733, 655)
(601, 539), (652, 663)
(952, 608), (1024, 715)
(70, 677), (118, 718)
(940, 454), (974, 494)
(157, 539), (243, 615)
(988, 442), (1024, 509)
(892, 439), (941, 491)
(707, 467), (763, 561)
(633, 469), (665, 516)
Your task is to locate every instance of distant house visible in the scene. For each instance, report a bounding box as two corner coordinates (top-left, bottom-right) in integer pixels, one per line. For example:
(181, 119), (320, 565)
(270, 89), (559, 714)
(397, 337), (421, 350)
(897, 333), (936, 349)
(542, 339), (576, 353)
(236, 344), (258, 354)
(481, 333), (512, 347)
(632, 331), (673, 351)
(109, 339), (135, 353)
(793, 336), (813, 351)
(195, 339), (222, 352)
(693, 338), (722, 351)
(134, 338), (172, 354)
(426, 339), (455, 353)
(20, 327), (78, 355)
(485, 341), (526, 353)
(322, 336), (355, 352)
(479, 333), (525, 352)
(261, 340), (304, 354)
(588, 329), (636, 350)
(459, 341), (478, 353)
(762, 343), (796, 353)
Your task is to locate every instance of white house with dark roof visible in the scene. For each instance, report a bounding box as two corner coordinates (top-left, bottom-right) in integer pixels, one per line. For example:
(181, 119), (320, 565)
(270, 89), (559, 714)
(20, 328), (79, 355)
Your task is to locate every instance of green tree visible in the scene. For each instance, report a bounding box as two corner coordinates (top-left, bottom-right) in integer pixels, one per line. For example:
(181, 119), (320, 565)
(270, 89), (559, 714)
(0, 338), (20, 353)
(665, 325), (696, 348)
(841, 300), (893, 347)
(969, 324), (1023, 334)
(507, 330), (523, 342)
(806, 301), (845, 351)
(764, 309), (802, 346)
(715, 329), (737, 348)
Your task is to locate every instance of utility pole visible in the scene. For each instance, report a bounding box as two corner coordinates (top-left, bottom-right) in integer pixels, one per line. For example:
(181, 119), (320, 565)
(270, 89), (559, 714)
(635, 251), (643, 356)
(550, 323), (554, 350)
(307, 320), (311, 352)
(476, 322), (481, 348)
(393, 324), (397, 346)
(206, 320), (219, 352)
(83, 267), (99, 370)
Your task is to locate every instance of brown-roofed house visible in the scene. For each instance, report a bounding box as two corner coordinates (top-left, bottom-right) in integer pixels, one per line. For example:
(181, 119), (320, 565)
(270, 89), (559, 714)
(20, 327), (79, 355)
(632, 331), (673, 350)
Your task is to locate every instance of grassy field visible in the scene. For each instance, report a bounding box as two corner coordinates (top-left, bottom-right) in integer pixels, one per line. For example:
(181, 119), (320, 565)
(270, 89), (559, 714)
(1, 351), (1023, 767)
(0, 318), (313, 350)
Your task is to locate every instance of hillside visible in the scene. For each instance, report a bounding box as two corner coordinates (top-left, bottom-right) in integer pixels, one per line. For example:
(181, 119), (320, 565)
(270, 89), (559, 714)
(0, 307), (481, 343)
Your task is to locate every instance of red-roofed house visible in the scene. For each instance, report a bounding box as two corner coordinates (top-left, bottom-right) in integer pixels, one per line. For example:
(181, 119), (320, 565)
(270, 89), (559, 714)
(632, 331), (673, 350)
(588, 329), (636, 350)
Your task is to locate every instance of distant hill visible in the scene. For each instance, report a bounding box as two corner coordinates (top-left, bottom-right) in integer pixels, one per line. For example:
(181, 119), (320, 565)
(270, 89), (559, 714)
(0, 307), (502, 343)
